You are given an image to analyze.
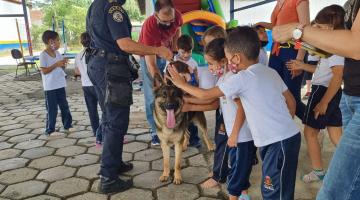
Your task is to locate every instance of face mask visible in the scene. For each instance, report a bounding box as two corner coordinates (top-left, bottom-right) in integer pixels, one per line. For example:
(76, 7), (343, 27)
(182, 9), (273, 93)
(228, 64), (238, 73)
(261, 41), (269, 47)
(210, 67), (224, 77)
(158, 23), (172, 30)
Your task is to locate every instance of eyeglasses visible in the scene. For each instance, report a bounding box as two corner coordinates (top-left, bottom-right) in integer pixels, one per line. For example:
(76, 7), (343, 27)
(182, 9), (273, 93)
(155, 14), (175, 26)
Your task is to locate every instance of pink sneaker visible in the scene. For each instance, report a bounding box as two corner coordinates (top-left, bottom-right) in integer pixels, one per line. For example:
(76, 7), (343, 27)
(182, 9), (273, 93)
(95, 142), (102, 148)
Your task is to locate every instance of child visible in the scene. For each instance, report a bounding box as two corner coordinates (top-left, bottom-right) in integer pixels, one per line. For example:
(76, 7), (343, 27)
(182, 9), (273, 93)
(253, 25), (269, 66)
(174, 35), (199, 85)
(286, 5), (345, 183)
(74, 32), (102, 147)
(39, 30), (73, 136)
(173, 35), (201, 147)
(168, 26), (300, 199)
(206, 38), (255, 200)
(200, 26), (229, 189)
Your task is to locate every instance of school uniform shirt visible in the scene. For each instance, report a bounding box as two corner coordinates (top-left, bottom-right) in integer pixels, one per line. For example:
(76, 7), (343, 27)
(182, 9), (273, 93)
(197, 65), (218, 89)
(39, 50), (67, 91)
(174, 54), (198, 71)
(75, 49), (93, 87)
(308, 54), (320, 62)
(216, 71), (253, 143)
(312, 55), (344, 87)
(258, 48), (268, 66)
(218, 63), (299, 147)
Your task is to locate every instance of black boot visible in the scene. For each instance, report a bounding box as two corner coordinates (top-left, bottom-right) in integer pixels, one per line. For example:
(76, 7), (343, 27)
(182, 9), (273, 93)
(98, 176), (132, 194)
(118, 162), (134, 174)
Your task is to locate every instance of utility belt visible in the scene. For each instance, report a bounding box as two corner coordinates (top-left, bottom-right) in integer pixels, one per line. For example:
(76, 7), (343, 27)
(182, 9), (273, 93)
(89, 48), (141, 107)
(90, 48), (129, 63)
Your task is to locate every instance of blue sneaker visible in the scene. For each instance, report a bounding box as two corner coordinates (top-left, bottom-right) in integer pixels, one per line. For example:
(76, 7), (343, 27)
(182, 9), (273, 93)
(151, 135), (160, 146)
(239, 194), (251, 200)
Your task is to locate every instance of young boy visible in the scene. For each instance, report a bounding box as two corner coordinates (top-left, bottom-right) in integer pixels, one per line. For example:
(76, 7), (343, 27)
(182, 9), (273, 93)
(74, 32), (102, 147)
(168, 26), (300, 199)
(39, 30), (73, 136)
(174, 35), (199, 85)
(171, 35), (201, 148)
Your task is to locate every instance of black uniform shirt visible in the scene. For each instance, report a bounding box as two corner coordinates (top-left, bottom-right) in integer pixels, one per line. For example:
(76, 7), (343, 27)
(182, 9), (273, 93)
(86, 0), (132, 55)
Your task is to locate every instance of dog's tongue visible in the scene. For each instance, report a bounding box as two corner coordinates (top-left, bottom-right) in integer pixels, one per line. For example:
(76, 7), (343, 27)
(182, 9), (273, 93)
(166, 109), (176, 129)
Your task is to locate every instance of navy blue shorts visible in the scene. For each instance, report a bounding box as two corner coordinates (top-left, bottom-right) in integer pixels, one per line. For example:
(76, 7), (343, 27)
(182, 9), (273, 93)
(303, 85), (342, 129)
(259, 133), (301, 200)
(227, 141), (256, 196)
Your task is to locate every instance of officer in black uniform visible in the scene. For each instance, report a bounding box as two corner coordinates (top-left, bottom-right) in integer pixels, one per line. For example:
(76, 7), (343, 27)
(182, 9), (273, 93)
(86, 0), (172, 194)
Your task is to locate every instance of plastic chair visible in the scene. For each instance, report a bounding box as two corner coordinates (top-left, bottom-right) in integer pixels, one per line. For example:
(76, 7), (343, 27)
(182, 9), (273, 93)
(10, 49), (39, 77)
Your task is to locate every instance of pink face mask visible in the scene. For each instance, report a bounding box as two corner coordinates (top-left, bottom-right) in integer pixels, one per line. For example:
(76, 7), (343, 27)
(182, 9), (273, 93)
(210, 67), (224, 77)
(228, 64), (238, 73)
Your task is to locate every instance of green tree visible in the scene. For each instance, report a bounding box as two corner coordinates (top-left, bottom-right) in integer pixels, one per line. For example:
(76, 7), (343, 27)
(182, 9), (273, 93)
(30, 0), (144, 50)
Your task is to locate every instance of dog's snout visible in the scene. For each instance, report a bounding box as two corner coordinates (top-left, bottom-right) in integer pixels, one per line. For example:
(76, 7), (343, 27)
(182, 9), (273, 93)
(165, 103), (176, 110)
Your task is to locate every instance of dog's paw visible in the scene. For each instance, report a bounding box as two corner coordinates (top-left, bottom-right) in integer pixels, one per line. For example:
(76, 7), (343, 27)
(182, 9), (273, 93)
(207, 143), (215, 152)
(159, 175), (169, 182)
(173, 177), (182, 185)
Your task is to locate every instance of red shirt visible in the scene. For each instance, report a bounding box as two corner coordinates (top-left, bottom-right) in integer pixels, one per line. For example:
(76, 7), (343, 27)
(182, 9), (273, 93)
(138, 10), (183, 48)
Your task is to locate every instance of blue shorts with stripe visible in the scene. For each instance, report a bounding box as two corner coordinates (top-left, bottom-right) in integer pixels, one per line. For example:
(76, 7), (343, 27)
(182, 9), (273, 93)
(259, 133), (301, 200)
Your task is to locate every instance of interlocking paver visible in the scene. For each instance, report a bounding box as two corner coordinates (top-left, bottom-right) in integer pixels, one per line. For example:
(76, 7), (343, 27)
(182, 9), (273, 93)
(0, 149), (22, 160)
(133, 171), (170, 189)
(21, 147), (55, 159)
(47, 178), (89, 198)
(55, 145), (86, 157)
(134, 149), (163, 161)
(0, 180), (47, 200)
(64, 154), (99, 167)
(181, 167), (209, 184)
(77, 164), (100, 179)
(0, 142), (13, 150)
(0, 158), (28, 172)
(36, 166), (76, 182)
(68, 192), (107, 200)
(0, 168), (38, 184)
(29, 156), (65, 170)
(3, 128), (30, 137)
(111, 188), (154, 200)
(14, 140), (45, 150)
(8, 134), (38, 143)
(123, 142), (148, 153)
(123, 161), (149, 176)
(46, 138), (77, 148)
(24, 195), (60, 200)
(157, 183), (200, 200)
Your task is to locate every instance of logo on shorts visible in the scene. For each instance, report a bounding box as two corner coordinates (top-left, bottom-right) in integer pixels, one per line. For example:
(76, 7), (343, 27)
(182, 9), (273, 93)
(264, 176), (274, 191)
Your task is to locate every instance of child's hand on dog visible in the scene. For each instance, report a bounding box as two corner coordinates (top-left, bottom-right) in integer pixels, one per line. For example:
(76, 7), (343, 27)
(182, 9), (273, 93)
(168, 65), (186, 87)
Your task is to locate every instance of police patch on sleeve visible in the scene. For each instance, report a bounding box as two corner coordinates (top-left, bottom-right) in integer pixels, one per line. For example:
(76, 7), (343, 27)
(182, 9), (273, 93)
(108, 5), (125, 23)
(113, 11), (123, 22)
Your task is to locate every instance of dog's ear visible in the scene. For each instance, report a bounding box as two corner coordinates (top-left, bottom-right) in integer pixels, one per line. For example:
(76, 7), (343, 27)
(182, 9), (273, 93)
(153, 73), (164, 89)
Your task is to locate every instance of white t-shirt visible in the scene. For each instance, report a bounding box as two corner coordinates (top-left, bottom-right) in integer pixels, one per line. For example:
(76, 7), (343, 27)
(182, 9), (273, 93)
(216, 72), (253, 143)
(40, 50), (67, 91)
(198, 65), (218, 89)
(75, 49), (93, 87)
(308, 55), (320, 62)
(174, 54), (198, 70)
(258, 48), (268, 66)
(312, 55), (344, 87)
(218, 63), (299, 147)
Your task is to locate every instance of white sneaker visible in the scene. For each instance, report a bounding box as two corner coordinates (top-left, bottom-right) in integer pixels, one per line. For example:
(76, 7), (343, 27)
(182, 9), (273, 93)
(59, 127), (76, 134)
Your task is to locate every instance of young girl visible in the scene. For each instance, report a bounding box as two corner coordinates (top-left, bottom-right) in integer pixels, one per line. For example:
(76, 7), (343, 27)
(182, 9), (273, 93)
(287, 5), (345, 183)
(39, 30), (73, 137)
(198, 26), (229, 189)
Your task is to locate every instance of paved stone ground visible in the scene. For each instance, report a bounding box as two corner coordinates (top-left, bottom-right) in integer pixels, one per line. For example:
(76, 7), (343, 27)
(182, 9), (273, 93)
(0, 71), (335, 199)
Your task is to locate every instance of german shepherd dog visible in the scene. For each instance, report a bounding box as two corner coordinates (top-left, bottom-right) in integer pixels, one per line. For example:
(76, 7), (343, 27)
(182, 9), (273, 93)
(153, 62), (215, 185)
